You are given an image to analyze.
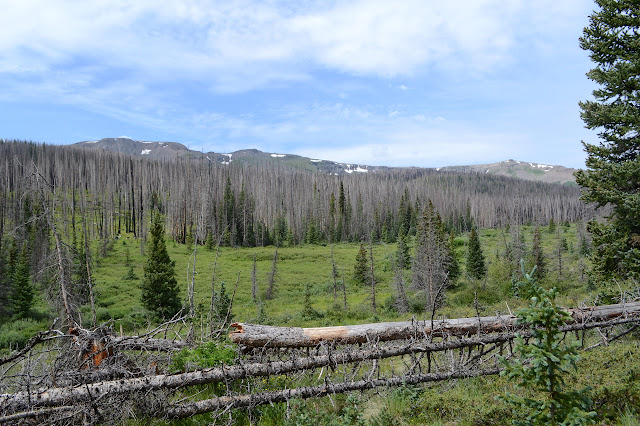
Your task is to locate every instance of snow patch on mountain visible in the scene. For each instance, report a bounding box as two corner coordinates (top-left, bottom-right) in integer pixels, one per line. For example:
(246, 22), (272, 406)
(221, 153), (232, 165)
(141, 149), (151, 155)
(271, 153), (286, 158)
(342, 164), (368, 173)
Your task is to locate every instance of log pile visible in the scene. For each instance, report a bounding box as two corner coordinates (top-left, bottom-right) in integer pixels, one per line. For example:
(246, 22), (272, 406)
(1, 301), (639, 423)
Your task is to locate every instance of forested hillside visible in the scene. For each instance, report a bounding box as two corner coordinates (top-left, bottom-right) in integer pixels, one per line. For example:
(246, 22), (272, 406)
(0, 139), (594, 249)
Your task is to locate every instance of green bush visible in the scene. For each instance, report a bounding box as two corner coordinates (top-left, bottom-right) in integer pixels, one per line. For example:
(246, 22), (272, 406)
(0, 318), (48, 349)
(170, 340), (237, 373)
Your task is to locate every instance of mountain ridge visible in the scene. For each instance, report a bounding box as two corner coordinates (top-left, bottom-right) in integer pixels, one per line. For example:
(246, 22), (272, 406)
(74, 138), (577, 184)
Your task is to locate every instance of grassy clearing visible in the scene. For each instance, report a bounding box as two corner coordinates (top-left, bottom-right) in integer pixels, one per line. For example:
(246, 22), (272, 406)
(88, 223), (600, 332)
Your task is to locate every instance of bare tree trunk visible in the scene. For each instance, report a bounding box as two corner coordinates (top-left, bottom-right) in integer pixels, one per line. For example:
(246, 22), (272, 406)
(369, 240), (376, 313)
(230, 301), (640, 348)
(394, 267), (409, 315)
(331, 246), (338, 303)
(81, 193), (96, 327)
(164, 367), (502, 419)
(36, 172), (77, 329)
(251, 252), (258, 303)
(208, 234), (222, 334)
(188, 224), (198, 317)
(265, 248), (278, 300)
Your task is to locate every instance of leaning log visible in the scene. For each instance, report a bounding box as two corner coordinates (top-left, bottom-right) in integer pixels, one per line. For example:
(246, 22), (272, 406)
(229, 301), (640, 347)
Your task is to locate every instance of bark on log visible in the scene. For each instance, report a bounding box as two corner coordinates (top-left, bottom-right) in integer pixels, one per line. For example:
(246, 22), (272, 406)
(163, 367), (503, 419)
(0, 406), (75, 424)
(229, 301), (640, 347)
(2, 316), (636, 413)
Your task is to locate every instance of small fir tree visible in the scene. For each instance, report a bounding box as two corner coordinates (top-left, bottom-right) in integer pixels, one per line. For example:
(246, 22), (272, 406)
(547, 217), (556, 234)
(213, 281), (234, 328)
(353, 243), (369, 285)
(141, 213), (181, 319)
(466, 228), (486, 280)
(123, 265), (139, 280)
(531, 227), (546, 279)
(11, 247), (34, 319)
(395, 229), (411, 269)
(500, 262), (596, 425)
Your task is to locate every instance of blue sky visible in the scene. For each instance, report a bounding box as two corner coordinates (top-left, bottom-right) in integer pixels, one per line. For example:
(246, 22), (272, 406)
(0, 0), (598, 168)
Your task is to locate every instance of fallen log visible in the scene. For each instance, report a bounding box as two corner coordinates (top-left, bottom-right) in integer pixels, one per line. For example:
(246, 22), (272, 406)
(2, 316), (636, 413)
(229, 301), (640, 347)
(163, 367), (503, 419)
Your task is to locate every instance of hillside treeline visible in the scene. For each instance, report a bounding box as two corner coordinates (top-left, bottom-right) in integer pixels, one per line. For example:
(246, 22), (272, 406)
(1, 140), (595, 250)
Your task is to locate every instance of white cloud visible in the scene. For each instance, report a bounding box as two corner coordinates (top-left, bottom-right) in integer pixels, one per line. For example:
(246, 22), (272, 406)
(0, 0), (593, 169)
(0, 1), (593, 90)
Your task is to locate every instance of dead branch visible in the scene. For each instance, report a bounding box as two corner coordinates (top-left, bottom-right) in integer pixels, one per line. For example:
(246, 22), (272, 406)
(0, 406), (75, 424)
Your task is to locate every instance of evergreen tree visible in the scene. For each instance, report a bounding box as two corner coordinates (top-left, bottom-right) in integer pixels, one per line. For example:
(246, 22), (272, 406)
(353, 243), (369, 285)
(547, 217), (556, 234)
(500, 263), (596, 425)
(575, 0), (640, 280)
(123, 265), (139, 280)
(466, 228), (487, 280)
(395, 229), (411, 269)
(213, 280), (234, 327)
(531, 227), (546, 279)
(141, 213), (181, 319)
(11, 246), (34, 319)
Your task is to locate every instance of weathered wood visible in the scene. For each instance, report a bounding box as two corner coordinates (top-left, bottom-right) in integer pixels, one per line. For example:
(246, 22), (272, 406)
(229, 301), (640, 347)
(2, 316), (636, 413)
(0, 406), (75, 424)
(0, 334), (502, 412)
(163, 367), (503, 419)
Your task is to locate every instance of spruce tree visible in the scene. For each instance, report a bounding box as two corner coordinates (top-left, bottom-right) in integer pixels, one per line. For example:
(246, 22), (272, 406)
(395, 229), (411, 269)
(353, 243), (369, 285)
(141, 213), (181, 319)
(11, 247), (34, 319)
(466, 228), (487, 280)
(531, 227), (546, 279)
(575, 0), (640, 280)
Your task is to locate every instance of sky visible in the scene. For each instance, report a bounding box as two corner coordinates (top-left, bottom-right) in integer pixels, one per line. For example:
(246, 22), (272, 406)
(0, 0), (600, 168)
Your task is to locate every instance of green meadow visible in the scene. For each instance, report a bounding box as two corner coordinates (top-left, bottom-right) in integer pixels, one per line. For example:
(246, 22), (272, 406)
(87, 222), (600, 333)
